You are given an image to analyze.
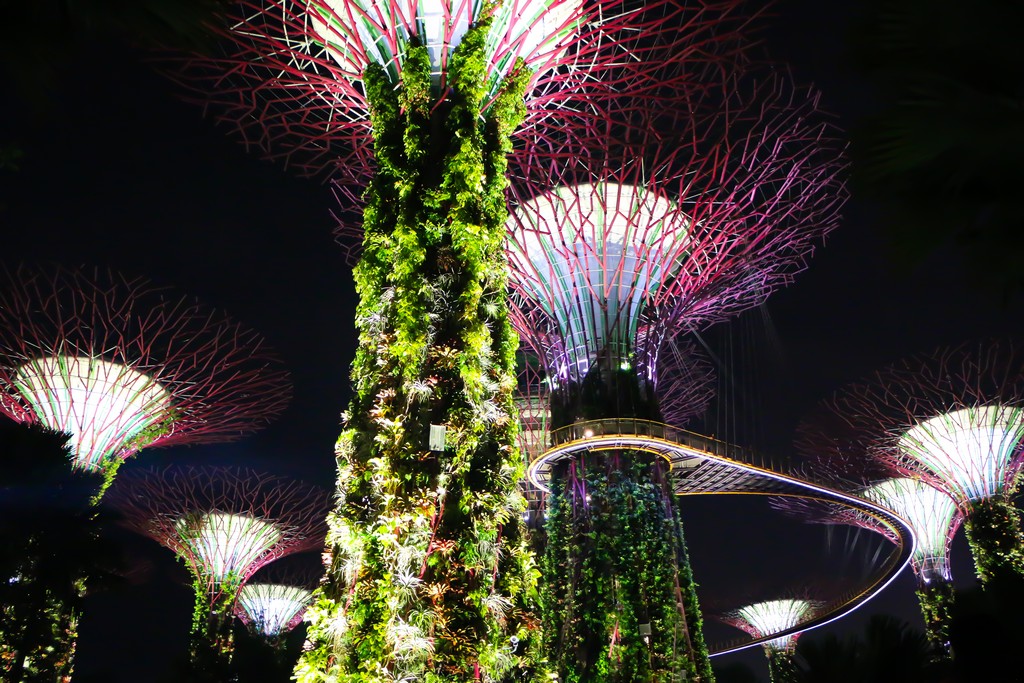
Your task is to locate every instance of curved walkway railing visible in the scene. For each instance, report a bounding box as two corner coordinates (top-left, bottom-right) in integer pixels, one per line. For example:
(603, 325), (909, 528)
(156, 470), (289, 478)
(527, 418), (918, 656)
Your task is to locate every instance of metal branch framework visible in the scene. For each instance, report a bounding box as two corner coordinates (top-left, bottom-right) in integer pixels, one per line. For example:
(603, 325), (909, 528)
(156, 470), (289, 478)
(823, 341), (1024, 510)
(721, 599), (821, 654)
(236, 583), (315, 636)
(656, 338), (716, 429)
(505, 69), (846, 398)
(0, 266), (291, 474)
(172, 0), (751, 181)
(111, 467), (328, 592)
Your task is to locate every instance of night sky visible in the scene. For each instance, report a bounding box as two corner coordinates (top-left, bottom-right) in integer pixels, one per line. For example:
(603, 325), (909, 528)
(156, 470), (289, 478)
(2, 1), (1022, 681)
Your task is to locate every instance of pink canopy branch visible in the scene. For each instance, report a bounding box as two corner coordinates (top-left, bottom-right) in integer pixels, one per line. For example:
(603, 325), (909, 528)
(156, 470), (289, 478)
(0, 265), (291, 472)
(504, 66), (846, 386)
(655, 337), (715, 428)
(820, 341), (1024, 508)
(169, 0), (753, 181)
(111, 466), (329, 594)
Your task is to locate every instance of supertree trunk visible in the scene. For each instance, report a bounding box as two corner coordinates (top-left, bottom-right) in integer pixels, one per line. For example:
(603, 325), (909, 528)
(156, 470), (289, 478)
(765, 649), (798, 683)
(297, 21), (536, 682)
(189, 582), (238, 681)
(915, 579), (954, 659)
(963, 498), (1024, 585)
(542, 452), (711, 683)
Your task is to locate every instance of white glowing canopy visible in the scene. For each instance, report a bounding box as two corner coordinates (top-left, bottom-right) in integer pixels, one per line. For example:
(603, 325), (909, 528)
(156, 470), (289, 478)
(736, 599), (815, 652)
(898, 405), (1024, 504)
(862, 478), (960, 583)
(308, 0), (582, 93)
(507, 182), (690, 380)
(14, 356), (173, 471)
(237, 583), (313, 636)
(176, 512), (282, 585)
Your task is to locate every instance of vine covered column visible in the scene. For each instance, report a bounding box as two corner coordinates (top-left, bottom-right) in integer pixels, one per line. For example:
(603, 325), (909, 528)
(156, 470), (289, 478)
(298, 20), (539, 683)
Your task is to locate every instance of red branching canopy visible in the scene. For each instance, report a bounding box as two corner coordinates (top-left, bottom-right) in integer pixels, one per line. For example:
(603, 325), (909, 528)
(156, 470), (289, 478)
(809, 341), (1024, 506)
(110, 466), (328, 587)
(0, 265), (292, 455)
(170, 0), (752, 181)
(504, 66), (847, 380)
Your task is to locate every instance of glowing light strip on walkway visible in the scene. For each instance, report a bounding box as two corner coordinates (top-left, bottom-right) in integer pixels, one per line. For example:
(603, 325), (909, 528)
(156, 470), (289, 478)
(527, 425), (918, 656)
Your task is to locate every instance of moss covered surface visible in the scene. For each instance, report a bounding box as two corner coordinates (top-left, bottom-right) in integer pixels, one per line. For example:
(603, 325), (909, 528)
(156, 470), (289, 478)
(296, 17), (541, 682)
(915, 578), (954, 660)
(542, 452), (712, 683)
(964, 497), (1024, 585)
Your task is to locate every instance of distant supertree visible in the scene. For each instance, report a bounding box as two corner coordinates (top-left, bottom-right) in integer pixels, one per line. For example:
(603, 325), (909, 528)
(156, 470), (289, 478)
(861, 478), (962, 655)
(826, 342), (1024, 586)
(237, 583), (313, 640)
(783, 410), (965, 657)
(506, 67), (844, 681)
(0, 265), (291, 487)
(721, 599), (821, 683)
(172, 3), (756, 680)
(111, 467), (328, 678)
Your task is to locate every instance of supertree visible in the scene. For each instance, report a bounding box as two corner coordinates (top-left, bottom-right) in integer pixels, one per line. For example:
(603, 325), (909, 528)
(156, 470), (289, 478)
(862, 479), (962, 655)
(0, 265), (290, 680)
(505, 64), (845, 681)
(823, 341), (1024, 586)
(236, 569), (317, 642)
(0, 264), (291, 488)
(780, 410), (965, 657)
(110, 467), (329, 679)
(721, 598), (821, 683)
(171, 2), (757, 680)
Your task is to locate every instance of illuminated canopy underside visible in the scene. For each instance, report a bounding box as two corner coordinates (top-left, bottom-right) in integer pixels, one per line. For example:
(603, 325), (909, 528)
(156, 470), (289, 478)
(175, 512), (282, 585)
(14, 356), (172, 471)
(237, 583), (313, 636)
(507, 182), (690, 380)
(736, 599), (815, 652)
(862, 478), (960, 583)
(898, 405), (1024, 503)
(308, 0), (581, 93)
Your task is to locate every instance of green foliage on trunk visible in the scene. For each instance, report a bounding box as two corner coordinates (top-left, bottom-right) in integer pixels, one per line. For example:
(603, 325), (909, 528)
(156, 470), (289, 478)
(541, 453), (712, 683)
(0, 422), (109, 683)
(963, 498), (1024, 585)
(765, 649), (798, 683)
(295, 17), (540, 683)
(915, 579), (954, 660)
(188, 578), (238, 682)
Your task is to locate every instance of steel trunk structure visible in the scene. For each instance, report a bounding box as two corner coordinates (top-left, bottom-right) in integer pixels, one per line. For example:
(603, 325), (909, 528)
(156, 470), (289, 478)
(111, 467), (328, 679)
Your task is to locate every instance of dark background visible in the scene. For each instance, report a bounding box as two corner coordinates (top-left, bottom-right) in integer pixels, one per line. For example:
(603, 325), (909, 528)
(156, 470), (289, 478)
(1, 0), (1021, 680)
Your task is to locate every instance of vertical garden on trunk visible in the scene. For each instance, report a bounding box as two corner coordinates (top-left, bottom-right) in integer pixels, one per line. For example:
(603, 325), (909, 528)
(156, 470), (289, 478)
(298, 19), (541, 683)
